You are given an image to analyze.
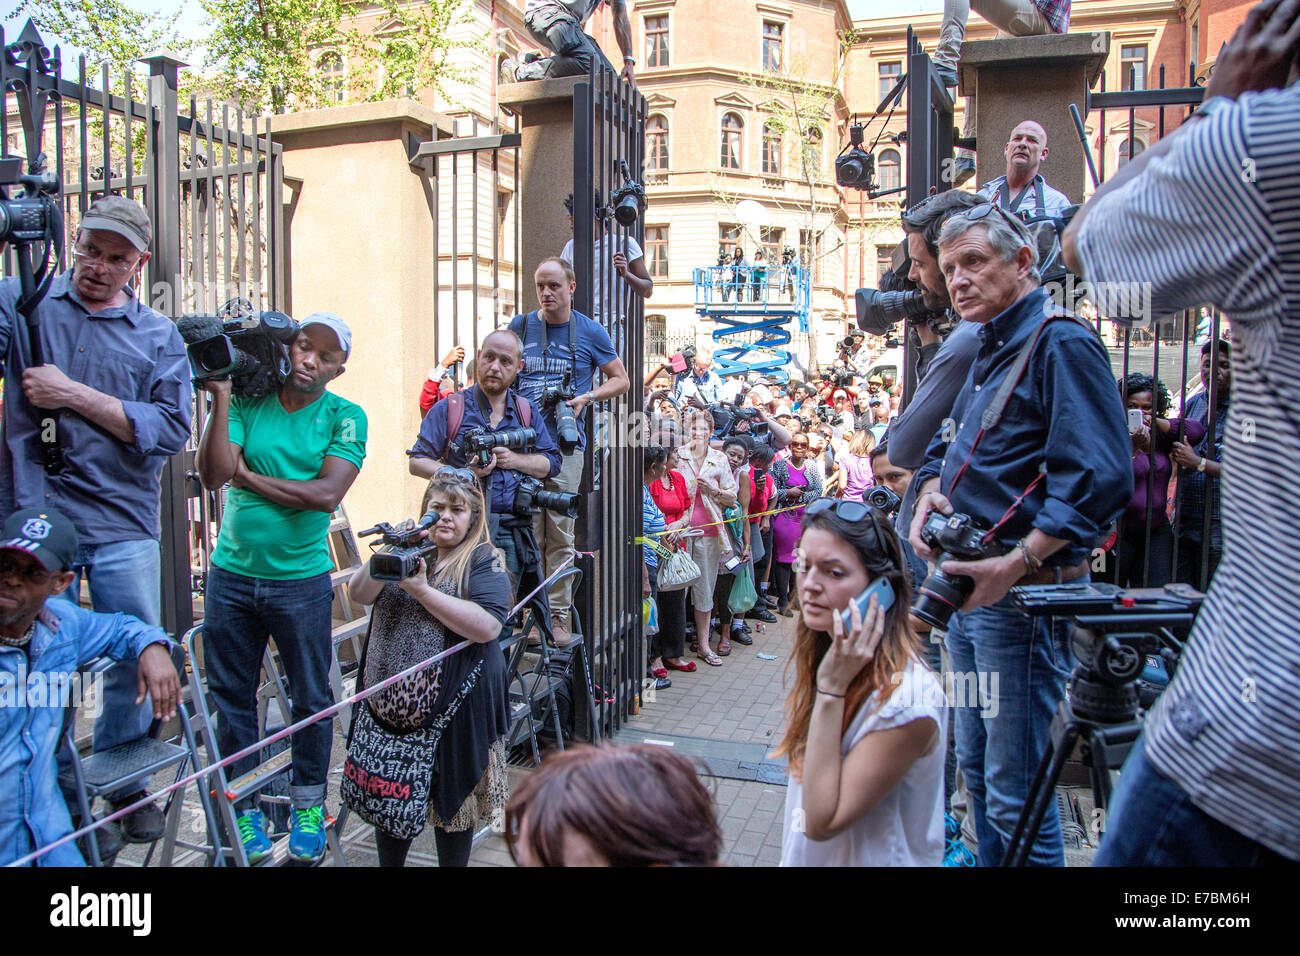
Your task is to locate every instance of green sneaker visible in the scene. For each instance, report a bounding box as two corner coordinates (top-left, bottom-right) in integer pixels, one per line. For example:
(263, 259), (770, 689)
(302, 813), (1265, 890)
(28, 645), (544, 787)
(236, 809), (273, 864)
(288, 805), (328, 864)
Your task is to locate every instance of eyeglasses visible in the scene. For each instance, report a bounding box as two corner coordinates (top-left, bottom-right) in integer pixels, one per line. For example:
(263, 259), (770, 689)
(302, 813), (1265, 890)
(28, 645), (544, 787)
(72, 247), (140, 275)
(0, 553), (54, 585)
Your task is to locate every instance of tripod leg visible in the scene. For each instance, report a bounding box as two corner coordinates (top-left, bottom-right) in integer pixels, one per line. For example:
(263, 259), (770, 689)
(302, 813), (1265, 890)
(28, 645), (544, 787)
(1003, 723), (1080, 867)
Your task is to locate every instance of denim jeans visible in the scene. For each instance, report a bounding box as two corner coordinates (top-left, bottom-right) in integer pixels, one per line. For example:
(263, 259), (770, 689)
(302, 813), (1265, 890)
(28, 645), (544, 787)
(944, 589), (1072, 866)
(55, 537), (161, 802)
(203, 566), (335, 810)
(1096, 737), (1298, 866)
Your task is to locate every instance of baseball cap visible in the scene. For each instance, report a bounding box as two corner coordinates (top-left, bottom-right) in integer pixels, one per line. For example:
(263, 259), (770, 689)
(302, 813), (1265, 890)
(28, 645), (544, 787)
(832, 389), (848, 401)
(300, 312), (352, 358)
(0, 507), (79, 573)
(80, 195), (152, 252)
(867, 374), (884, 386)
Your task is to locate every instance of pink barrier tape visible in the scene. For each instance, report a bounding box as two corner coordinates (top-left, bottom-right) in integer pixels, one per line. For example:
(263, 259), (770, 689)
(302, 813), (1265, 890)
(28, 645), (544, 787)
(7, 556), (575, 867)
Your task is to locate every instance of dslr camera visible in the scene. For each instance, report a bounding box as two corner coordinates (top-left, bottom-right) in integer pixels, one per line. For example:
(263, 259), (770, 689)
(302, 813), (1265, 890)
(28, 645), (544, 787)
(542, 369), (581, 453)
(855, 240), (951, 338)
(178, 298), (300, 398)
(866, 485), (901, 517)
(459, 425), (538, 468)
(913, 511), (1002, 629)
(512, 475), (580, 519)
(606, 160), (647, 227)
(360, 511), (440, 581)
(834, 124), (876, 192)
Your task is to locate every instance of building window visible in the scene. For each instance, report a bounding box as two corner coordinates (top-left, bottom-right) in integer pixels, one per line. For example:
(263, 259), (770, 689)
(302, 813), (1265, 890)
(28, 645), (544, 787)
(877, 148), (901, 191)
(1190, 20), (1199, 78)
(646, 314), (667, 359)
(648, 114), (669, 173)
(876, 244), (895, 283)
(802, 126), (822, 180)
(761, 121), (782, 175)
(720, 112), (744, 170)
(1117, 137), (1145, 167)
(760, 227), (783, 266)
(646, 226), (669, 279)
(318, 52), (345, 103)
(645, 15), (669, 67)
(720, 223), (742, 261)
(762, 21), (784, 73)
(878, 61), (902, 104)
(1120, 44), (1147, 91)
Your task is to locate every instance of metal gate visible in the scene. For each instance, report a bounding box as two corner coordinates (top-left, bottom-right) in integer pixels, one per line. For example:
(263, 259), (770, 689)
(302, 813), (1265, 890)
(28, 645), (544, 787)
(0, 21), (286, 636)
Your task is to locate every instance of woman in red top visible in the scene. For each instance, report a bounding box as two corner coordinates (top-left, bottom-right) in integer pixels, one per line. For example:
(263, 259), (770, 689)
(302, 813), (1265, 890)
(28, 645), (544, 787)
(648, 444), (695, 673)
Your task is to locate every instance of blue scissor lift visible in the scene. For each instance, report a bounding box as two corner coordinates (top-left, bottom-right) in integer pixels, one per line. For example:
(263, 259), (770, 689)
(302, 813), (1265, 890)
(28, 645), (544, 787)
(691, 264), (810, 384)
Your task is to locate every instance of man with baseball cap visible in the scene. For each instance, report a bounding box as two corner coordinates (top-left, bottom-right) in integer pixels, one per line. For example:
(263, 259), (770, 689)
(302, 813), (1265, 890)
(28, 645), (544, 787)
(0, 194), (191, 851)
(196, 310), (367, 864)
(0, 507), (180, 866)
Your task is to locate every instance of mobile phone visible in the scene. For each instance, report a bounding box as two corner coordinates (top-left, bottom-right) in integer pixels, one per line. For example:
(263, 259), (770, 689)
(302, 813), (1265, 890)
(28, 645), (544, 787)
(840, 576), (895, 633)
(1127, 408), (1144, 434)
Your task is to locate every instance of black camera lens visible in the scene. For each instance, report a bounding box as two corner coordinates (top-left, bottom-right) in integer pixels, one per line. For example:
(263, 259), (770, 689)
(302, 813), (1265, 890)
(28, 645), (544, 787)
(614, 192), (640, 226)
(534, 489), (580, 519)
(913, 561), (975, 630)
(855, 288), (932, 336)
(866, 486), (900, 516)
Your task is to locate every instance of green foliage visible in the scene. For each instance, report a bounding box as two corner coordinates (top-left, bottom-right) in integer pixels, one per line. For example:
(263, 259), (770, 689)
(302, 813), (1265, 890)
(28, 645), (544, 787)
(6, 0), (191, 75)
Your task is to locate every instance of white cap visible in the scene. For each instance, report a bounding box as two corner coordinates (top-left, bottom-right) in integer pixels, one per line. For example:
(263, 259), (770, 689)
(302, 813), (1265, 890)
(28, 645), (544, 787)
(300, 311), (352, 358)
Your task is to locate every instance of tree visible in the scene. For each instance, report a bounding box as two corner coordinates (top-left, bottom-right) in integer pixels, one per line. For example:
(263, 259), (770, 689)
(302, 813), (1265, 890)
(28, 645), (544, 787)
(6, 0), (190, 75)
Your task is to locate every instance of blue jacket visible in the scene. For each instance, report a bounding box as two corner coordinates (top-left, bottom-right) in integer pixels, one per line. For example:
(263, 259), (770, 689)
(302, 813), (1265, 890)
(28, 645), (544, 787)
(0, 600), (169, 867)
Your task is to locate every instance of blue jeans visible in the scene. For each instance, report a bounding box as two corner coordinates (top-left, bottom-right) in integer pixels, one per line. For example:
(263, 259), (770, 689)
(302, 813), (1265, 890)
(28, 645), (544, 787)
(1096, 737), (1297, 866)
(944, 590), (1072, 866)
(56, 538), (161, 802)
(202, 567), (335, 811)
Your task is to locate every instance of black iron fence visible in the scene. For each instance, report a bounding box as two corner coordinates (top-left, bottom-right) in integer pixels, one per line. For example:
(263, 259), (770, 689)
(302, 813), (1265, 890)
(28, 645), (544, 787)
(0, 22), (286, 636)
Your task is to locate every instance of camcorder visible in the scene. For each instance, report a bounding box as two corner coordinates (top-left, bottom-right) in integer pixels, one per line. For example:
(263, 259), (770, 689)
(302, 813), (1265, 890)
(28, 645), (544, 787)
(459, 425), (538, 468)
(834, 124), (876, 192)
(604, 160), (647, 227)
(814, 402), (843, 428)
(707, 394), (767, 441)
(542, 369), (581, 453)
(781, 247), (797, 265)
(360, 511), (440, 581)
(821, 367), (855, 389)
(913, 510), (1002, 629)
(512, 475), (580, 519)
(0, 154), (59, 245)
(178, 297), (300, 398)
(866, 485), (901, 517)
(669, 343), (697, 374)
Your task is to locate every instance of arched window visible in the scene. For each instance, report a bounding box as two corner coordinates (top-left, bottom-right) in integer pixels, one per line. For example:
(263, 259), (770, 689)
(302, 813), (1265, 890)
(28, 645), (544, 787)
(761, 121), (782, 175)
(803, 126), (822, 180)
(318, 53), (345, 104)
(878, 148), (901, 191)
(648, 114), (669, 173)
(385, 42), (417, 98)
(721, 113), (744, 170)
(1117, 137), (1145, 167)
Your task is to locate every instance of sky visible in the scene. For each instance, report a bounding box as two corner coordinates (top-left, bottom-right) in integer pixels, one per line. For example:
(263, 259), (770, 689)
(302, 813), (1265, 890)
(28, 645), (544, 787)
(847, 0), (943, 16)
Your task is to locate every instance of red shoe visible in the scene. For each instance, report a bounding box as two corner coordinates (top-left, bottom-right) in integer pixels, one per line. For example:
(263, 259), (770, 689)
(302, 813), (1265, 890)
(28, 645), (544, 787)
(664, 659), (697, 672)
(651, 666), (669, 679)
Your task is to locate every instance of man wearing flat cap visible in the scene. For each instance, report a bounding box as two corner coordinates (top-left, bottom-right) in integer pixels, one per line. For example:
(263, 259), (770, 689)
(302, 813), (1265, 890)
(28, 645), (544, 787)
(0, 194), (191, 857)
(196, 310), (367, 864)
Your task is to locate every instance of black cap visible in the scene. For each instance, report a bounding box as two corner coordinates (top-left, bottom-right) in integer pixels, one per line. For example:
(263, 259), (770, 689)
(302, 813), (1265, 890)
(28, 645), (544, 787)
(0, 507), (79, 573)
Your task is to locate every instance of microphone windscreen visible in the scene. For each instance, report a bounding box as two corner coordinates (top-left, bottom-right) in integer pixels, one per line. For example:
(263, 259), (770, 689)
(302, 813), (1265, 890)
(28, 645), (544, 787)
(177, 313), (223, 344)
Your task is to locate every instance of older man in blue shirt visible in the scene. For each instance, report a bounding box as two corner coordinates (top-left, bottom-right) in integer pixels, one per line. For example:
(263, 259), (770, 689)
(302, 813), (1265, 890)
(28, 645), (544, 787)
(0, 507), (179, 867)
(0, 195), (191, 848)
(908, 202), (1131, 867)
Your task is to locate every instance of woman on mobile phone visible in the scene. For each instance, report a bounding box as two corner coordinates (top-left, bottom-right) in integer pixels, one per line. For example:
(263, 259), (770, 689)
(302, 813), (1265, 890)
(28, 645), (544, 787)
(347, 468), (512, 867)
(774, 498), (947, 866)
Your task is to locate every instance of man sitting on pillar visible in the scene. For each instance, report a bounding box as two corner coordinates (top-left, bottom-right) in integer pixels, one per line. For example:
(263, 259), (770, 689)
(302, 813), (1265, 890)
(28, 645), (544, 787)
(933, 0), (1072, 185)
(977, 121), (1074, 221)
(502, 1), (637, 89)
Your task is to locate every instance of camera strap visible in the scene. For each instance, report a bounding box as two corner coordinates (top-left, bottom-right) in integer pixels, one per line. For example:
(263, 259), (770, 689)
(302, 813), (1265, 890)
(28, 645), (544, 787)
(511, 310), (578, 393)
(997, 175), (1046, 219)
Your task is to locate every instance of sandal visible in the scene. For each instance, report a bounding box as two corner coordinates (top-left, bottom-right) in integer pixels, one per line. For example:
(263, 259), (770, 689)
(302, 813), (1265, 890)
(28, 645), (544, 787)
(717, 641), (732, 657)
(697, 649), (723, 667)
(664, 659), (697, 672)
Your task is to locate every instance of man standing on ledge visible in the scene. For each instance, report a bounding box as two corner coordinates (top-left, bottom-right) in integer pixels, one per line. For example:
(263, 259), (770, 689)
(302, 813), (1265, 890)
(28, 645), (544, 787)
(978, 121), (1074, 220)
(503, 1), (637, 89)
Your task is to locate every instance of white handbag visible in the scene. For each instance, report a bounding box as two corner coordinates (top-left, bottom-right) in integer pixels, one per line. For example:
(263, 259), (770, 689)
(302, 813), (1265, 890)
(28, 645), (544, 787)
(656, 542), (701, 592)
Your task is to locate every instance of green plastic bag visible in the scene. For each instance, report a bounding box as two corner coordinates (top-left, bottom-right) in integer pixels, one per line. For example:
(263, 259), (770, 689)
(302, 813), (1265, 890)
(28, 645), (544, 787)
(728, 562), (757, 616)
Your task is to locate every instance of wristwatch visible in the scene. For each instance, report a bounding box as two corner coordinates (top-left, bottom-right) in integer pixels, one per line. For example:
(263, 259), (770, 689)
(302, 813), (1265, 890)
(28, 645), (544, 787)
(1197, 457), (1208, 472)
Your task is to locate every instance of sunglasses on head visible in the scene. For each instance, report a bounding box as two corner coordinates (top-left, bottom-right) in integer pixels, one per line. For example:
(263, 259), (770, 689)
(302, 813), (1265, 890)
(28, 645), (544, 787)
(961, 202), (1029, 237)
(436, 466), (478, 486)
(805, 496), (892, 553)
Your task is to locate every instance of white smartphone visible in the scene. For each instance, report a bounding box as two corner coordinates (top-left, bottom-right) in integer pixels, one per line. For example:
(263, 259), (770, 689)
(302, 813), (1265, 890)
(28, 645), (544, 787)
(1127, 408), (1144, 435)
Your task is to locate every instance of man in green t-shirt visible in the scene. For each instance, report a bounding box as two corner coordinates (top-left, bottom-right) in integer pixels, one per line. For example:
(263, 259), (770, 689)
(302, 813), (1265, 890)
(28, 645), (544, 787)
(196, 313), (367, 864)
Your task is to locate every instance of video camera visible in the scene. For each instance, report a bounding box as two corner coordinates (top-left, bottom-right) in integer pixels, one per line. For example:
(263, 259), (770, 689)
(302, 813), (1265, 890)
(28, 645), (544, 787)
(542, 369), (580, 453)
(512, 475), (580, 519)
(178, 298), (300, 398)
(707, 392), (768, 441)
(669, 343), (697, 375)
(459, 425), (538, 468)
(360, 511), (440, 581)
(834, 125), (876, 192)
(0, 155), (59, 245)
(821, 367), (855, 390)
(781, 247), (797, 265)
(912, 511), (1002, 630)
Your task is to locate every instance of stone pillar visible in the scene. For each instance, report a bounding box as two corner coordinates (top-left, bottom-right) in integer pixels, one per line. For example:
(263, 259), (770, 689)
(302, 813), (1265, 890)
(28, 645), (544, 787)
(499, 77), (583, 309)
(958, 34), (1109, 204)
(271, 100), (454, 534)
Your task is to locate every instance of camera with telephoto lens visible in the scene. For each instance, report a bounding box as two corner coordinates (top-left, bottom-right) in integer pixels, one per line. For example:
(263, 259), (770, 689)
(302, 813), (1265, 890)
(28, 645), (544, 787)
(913, 511), (1002, 629)
(834, 125), (876, 191)
(459, 425), (538, 468)
(512, 475), (580, 519)
(178, 297), (300, 398)
(821, 367), (855, 389)
(814, 402), (843, 428)
(542, 369), (581, 453)
(866, 485), (901, 517)
(605, 160), (647, 227)
(360, 511), (440, 581)
(0, 155), (59, 244)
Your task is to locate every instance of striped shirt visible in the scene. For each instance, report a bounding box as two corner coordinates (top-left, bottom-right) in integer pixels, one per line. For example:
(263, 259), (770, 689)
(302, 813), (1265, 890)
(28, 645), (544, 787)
(1074, 86), (1300, 860)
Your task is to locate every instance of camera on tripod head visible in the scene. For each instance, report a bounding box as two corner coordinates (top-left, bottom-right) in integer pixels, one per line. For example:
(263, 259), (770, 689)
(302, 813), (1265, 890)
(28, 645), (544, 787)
(866, 485), (901, 518)
(542, 369), (581, 453)
(512, 475), (580, 519)
(834, 125), (876, 192)
(458, 425), (538, 468)
(912, 511), (1002, 629)
(781, 246), (796, 265)
(359, 511), (440, 581)
(178, 297), (300, 398)
(0, 155), (59, 244)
